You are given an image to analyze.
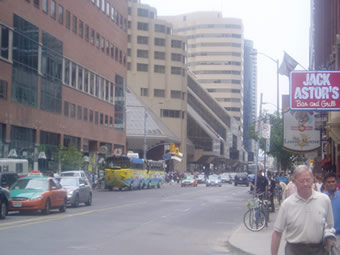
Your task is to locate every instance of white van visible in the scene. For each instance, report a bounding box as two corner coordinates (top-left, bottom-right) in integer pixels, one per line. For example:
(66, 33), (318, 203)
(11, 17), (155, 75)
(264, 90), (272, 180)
(0, 159), (29, 176)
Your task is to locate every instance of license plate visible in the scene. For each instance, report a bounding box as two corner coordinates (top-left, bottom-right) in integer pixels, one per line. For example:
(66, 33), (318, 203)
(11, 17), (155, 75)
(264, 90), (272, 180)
(13, 202), (22, 208)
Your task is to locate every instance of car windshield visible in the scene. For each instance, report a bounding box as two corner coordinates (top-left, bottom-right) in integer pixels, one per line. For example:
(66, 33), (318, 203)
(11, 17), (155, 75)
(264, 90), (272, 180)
(209, 176), (219, 180)
(185, 176), (194, 180)
(60, 178), (79, 187)
(61, 172), (79, 177)
(11, 178), (48, 191)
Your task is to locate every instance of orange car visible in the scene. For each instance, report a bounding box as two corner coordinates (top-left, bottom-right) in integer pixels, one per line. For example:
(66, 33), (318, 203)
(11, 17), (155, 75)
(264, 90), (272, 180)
(9, 176), (67, 214)
(181, 175), (198, 187)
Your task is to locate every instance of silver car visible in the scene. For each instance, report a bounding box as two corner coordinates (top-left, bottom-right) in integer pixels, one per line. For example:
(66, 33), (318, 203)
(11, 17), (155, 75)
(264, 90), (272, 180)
(59, 177), (92, 207)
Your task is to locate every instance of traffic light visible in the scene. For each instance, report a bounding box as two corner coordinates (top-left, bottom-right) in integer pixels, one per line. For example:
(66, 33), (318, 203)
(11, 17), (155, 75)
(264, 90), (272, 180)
(170, 144), (176, 153)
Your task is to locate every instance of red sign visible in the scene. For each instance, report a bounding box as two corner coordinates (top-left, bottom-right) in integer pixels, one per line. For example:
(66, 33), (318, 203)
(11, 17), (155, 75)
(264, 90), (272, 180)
(290, 71), (340, 110)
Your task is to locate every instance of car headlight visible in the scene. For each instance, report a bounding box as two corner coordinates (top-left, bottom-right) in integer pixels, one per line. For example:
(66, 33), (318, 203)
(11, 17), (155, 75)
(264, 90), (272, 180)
(69, 190), (74, 195)
(31, 195), (43, 200)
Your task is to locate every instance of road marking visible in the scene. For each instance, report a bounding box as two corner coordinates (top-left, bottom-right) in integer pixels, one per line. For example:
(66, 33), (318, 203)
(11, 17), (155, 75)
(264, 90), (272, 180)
(0, 201), (146, 231)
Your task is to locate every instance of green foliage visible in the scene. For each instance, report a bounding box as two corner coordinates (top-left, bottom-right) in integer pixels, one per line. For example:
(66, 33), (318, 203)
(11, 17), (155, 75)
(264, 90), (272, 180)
(54, 145), (84, 171)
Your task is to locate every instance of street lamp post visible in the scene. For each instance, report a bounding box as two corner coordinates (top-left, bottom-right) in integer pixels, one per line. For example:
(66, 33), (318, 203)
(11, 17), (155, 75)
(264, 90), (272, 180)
(254, 93), (263, 193)
(143, 109), (147, 160)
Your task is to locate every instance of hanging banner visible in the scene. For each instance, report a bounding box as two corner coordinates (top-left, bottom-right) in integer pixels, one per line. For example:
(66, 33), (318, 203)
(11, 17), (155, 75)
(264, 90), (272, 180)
(290, 71), (340, 110)
(282, 95), (321, 152)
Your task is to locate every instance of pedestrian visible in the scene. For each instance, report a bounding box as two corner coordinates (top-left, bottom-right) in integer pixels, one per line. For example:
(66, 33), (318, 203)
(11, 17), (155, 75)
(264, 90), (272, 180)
(267, 171), (276, 212)
(323, 172), (340, 255)
(251, 169), (268, 195)
(271, 165), (335, 255)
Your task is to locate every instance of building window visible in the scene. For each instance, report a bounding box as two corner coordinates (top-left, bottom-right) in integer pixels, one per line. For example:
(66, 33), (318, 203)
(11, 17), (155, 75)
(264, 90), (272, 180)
(42, 0), (48, 13)
(58, 5), (64, 24)
(79, 20), (83, 38)
(70, 104), (76, 118)
(137, 36), (148, 45)
(105, 115), (108, 126)
(155, 24), (166, 33)
(110, 116), (113, 127)
(66, 10), (70, 29)
(72, 15), (77, 34)
(140, 88), (148, 96)
(111, 7), (115, 21)
(101, 0), (105, 12)
(96, 33), (100, 48)
(137, 63), (148, 72)
(171, 66), (182, 75)
(100, 113), (104, 125)
(127, 48), (131, 57)
(33, 0), (39, 9)
(83, 107), (88, 121)
(154, 89), (165, 97)
(110, 44), (114, 58)
(90, 73), (94, 95)
(154, 51), (165, 60)
(50, 0), (56, 19)
(127, 34), (131, 43)
(154, 37), (165, 46)
(137, 49), (148, 58)
(89, 110), (93, 122)
(171, 90), (182, 99)
(171, 40), (182, 48)
(106, 40), (109, 55)
(84, 69), (89, 93)
(78, 66), (83, 90)
(100, 79), (105, 99)
(96, 0), (100, 8)
(95, 112), (98, 124)
(171, 53), (182, 62)
(0, 80), (8, 100)
(154, 65), (165, 73)
(90, 29), (95, 44)
(127, 62), (131, 70)
(0, 26), (10, 60)
(64, 101), (69, 116)
(128, 21), (131, 29)
(101, 36), (105, 52)
(137, 22), (148, 31)
(77, 105), (82, 120)
(160, 109), (182, 118)
(64, 59), (70, 85)
(137, 8), (148, 17)
(71, 62), (77, 87)
(106, 2), (110, 16)
(83, 24), (89, 41)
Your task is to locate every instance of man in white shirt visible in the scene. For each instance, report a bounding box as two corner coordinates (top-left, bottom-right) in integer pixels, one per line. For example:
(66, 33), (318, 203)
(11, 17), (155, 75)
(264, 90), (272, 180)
(271, 165), (335, 255)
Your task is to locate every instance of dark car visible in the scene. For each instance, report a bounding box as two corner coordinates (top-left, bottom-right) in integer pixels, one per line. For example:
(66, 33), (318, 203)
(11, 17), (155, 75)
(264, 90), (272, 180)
(0, 173), (19, 189)
(0, 186), (10, 219)
(234, 173), (249, 186)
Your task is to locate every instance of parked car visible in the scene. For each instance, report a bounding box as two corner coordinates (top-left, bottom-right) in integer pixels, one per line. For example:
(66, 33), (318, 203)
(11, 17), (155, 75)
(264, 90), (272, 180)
(206, 175), (222, 187)
(0, 172), (19, 189)
(9, 176), (67, 215)
(197, 174), (206, 184)
(59, 177), (92, 207)
(234, 173), (249, 186)
(181, 175), (198, 187)
(229, 172), (237, 183)
(60, 170), (91, 184)
(0, 186), (9, 219)
(220, 173), (232, 184)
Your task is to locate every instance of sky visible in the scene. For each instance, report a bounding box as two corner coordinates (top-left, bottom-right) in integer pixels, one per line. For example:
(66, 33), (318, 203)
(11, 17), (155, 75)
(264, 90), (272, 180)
(141, 0), (311, 114)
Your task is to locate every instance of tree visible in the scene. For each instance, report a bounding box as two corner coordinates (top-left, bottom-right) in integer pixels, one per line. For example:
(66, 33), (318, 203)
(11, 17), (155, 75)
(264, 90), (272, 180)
(54, 145), (84, 171)
(248, 112), (304, 171)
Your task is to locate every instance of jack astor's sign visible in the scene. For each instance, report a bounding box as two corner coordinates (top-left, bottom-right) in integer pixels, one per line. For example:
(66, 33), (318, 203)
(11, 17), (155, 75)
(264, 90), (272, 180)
(290, 71), (340, 110)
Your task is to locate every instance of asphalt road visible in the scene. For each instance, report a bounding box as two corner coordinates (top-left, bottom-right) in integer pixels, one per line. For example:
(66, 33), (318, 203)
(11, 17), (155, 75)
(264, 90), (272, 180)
(0, 182), (251, 255)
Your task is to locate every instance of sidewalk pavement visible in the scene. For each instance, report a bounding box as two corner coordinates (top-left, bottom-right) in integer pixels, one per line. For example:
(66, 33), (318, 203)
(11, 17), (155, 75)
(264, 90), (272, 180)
(228, 210), (286, 255)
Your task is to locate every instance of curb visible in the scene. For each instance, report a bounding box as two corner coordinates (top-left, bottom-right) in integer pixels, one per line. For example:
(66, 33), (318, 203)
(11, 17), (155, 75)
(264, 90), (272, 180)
(226, 239), (254, 255)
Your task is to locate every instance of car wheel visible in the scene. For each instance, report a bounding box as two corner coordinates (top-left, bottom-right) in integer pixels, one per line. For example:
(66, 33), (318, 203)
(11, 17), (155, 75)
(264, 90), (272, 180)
(73, 194), (79, 208)
(85, 193), (92, 206)
(42, 199), (50, 215)
(59, 198), (66, 213)
(0, 200), (7, 219)
(147, 182), (152, 189)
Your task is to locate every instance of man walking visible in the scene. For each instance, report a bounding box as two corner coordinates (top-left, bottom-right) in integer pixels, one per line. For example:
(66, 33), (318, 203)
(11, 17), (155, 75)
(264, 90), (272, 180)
(271, 165), (335, 255)
(324, 172), (340, 254)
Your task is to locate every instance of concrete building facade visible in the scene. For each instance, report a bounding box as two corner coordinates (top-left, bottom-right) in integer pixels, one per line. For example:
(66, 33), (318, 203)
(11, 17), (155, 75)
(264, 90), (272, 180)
(0, 0), (128, 170)
(127, 0), (187, 171)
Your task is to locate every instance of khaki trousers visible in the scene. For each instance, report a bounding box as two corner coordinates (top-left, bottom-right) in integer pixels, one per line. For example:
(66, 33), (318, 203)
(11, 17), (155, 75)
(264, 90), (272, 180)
(285, 242), (328, 255)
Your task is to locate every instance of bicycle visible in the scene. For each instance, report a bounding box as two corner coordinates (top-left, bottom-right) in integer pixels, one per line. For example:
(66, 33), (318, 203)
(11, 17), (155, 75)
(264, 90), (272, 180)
(243, 192), (270, 232)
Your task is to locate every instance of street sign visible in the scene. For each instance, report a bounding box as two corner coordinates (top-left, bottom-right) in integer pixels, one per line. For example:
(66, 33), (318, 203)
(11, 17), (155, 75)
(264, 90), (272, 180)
(163, 154), (171, 160)
(290, 71), (340, 110)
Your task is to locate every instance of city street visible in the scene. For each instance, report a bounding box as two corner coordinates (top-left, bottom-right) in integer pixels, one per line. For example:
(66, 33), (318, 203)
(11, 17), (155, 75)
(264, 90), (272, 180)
(1, 183), (250, 255)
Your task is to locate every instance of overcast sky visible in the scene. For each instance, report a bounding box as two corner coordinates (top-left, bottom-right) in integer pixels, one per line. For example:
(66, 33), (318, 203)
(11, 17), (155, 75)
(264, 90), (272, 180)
(141, 0), (310, 114)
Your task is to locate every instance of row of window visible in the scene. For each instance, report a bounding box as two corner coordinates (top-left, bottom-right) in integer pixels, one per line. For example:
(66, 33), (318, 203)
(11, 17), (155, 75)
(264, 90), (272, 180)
(198, 79), (241, 84)
(128, 35), (185, 50)
(128, 6), (155, 19)
(187, 52), (241, 57)
(187, 42), (242, 48)
(224, 107), (241, 112)
(127, 49), (184, 63)
(140, 88), (185, 99)
(215, 98), (241, 103)
(131, 63), (185, 76)
(64, 101), (115, 127)
(0, 80), (8, 100)
(185, 33), (242, 40)
(173, 23), (242, 33)
(135, 22), (172, 34)
(207, 88), (241, 93)
(187, 61), (241, 66)
(32, 0), (126, 66)
(192, 70), (241, 75)
(160, 109), (185, 119)
(63, 58), (124, 104)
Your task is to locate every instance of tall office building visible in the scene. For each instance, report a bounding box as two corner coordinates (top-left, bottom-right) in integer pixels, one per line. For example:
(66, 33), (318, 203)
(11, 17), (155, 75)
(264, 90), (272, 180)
(127, 0), (187, 170)
(0, 0), (128, 169)
(243, 40), (257, 162)
(162, 12), (244, 141)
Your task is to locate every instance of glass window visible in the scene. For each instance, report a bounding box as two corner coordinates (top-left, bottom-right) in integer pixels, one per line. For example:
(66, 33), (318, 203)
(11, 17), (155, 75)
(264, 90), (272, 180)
(105, 80), (109, 101)
(90, 29), (95, 44)
(110, 44), (114, 58)
(77, 105), (82, 120)
(106, 40), (109, 55)
(42, 0), (48, 13)
(64, 59), (70, 85)
(58, 5), (64, 24)
(64, 101), (69, 116)
(71, 62), (77, 87)
(1, 26), (10, 60)
(79, 20), (83, 38)
(171, 66), (182, 75)
(154, 65), (165, 73)
(70, 104), (76, 119)
(154, 89), (165, 97)
(137, 63), (148, 72)
(83, 107), (88, 121)
(137, 8), (149, 17)
(171, 53), (182, 62)
(111, 7), (115, 21)
(0, 80), (8, 100)
(137, 36), (148, 45)
(140, 88), (148, 96)
(84, 69), (89, 93)
(89, 110), (93, 122)
(155, 24), (166, 33)
(90, 73), (94, 95)
(95, 76), (100, 97)
(154, 51), (165, 60)
(78, 66), (83, 90)
(72, 15), (77, 34)
(96, 33), (100, 48)
(96, 0), (100, 8)
(106, 2), (110, 16)
(105, 115), (108, 126)
(154, 38), (165, 46)
(100, 79), (104, 99)
(100, 113), (104, 125)
(137, 49), (148, 58)
(101, 0), (105, 12)
(34, 0), (39, 8)
(171, 40), (182, 48)
(85, 24), (89, 41)
(137, 22), (148, 31)
(101, 36), (105, 52)
(66, 10), (70, 29)
(95, 111), (98, 124)
(50, 0), (56, 19)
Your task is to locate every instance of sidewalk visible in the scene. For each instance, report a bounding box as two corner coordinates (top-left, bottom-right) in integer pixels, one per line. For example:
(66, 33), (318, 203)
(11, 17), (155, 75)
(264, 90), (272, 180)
(228, 210), (286, 255)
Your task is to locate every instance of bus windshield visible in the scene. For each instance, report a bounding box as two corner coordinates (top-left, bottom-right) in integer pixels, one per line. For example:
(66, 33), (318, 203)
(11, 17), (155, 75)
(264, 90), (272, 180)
(105, 156), (131, 169)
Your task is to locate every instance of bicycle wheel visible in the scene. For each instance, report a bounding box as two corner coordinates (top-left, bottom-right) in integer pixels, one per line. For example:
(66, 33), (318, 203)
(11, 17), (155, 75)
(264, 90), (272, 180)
(243, 208), (266, 232)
